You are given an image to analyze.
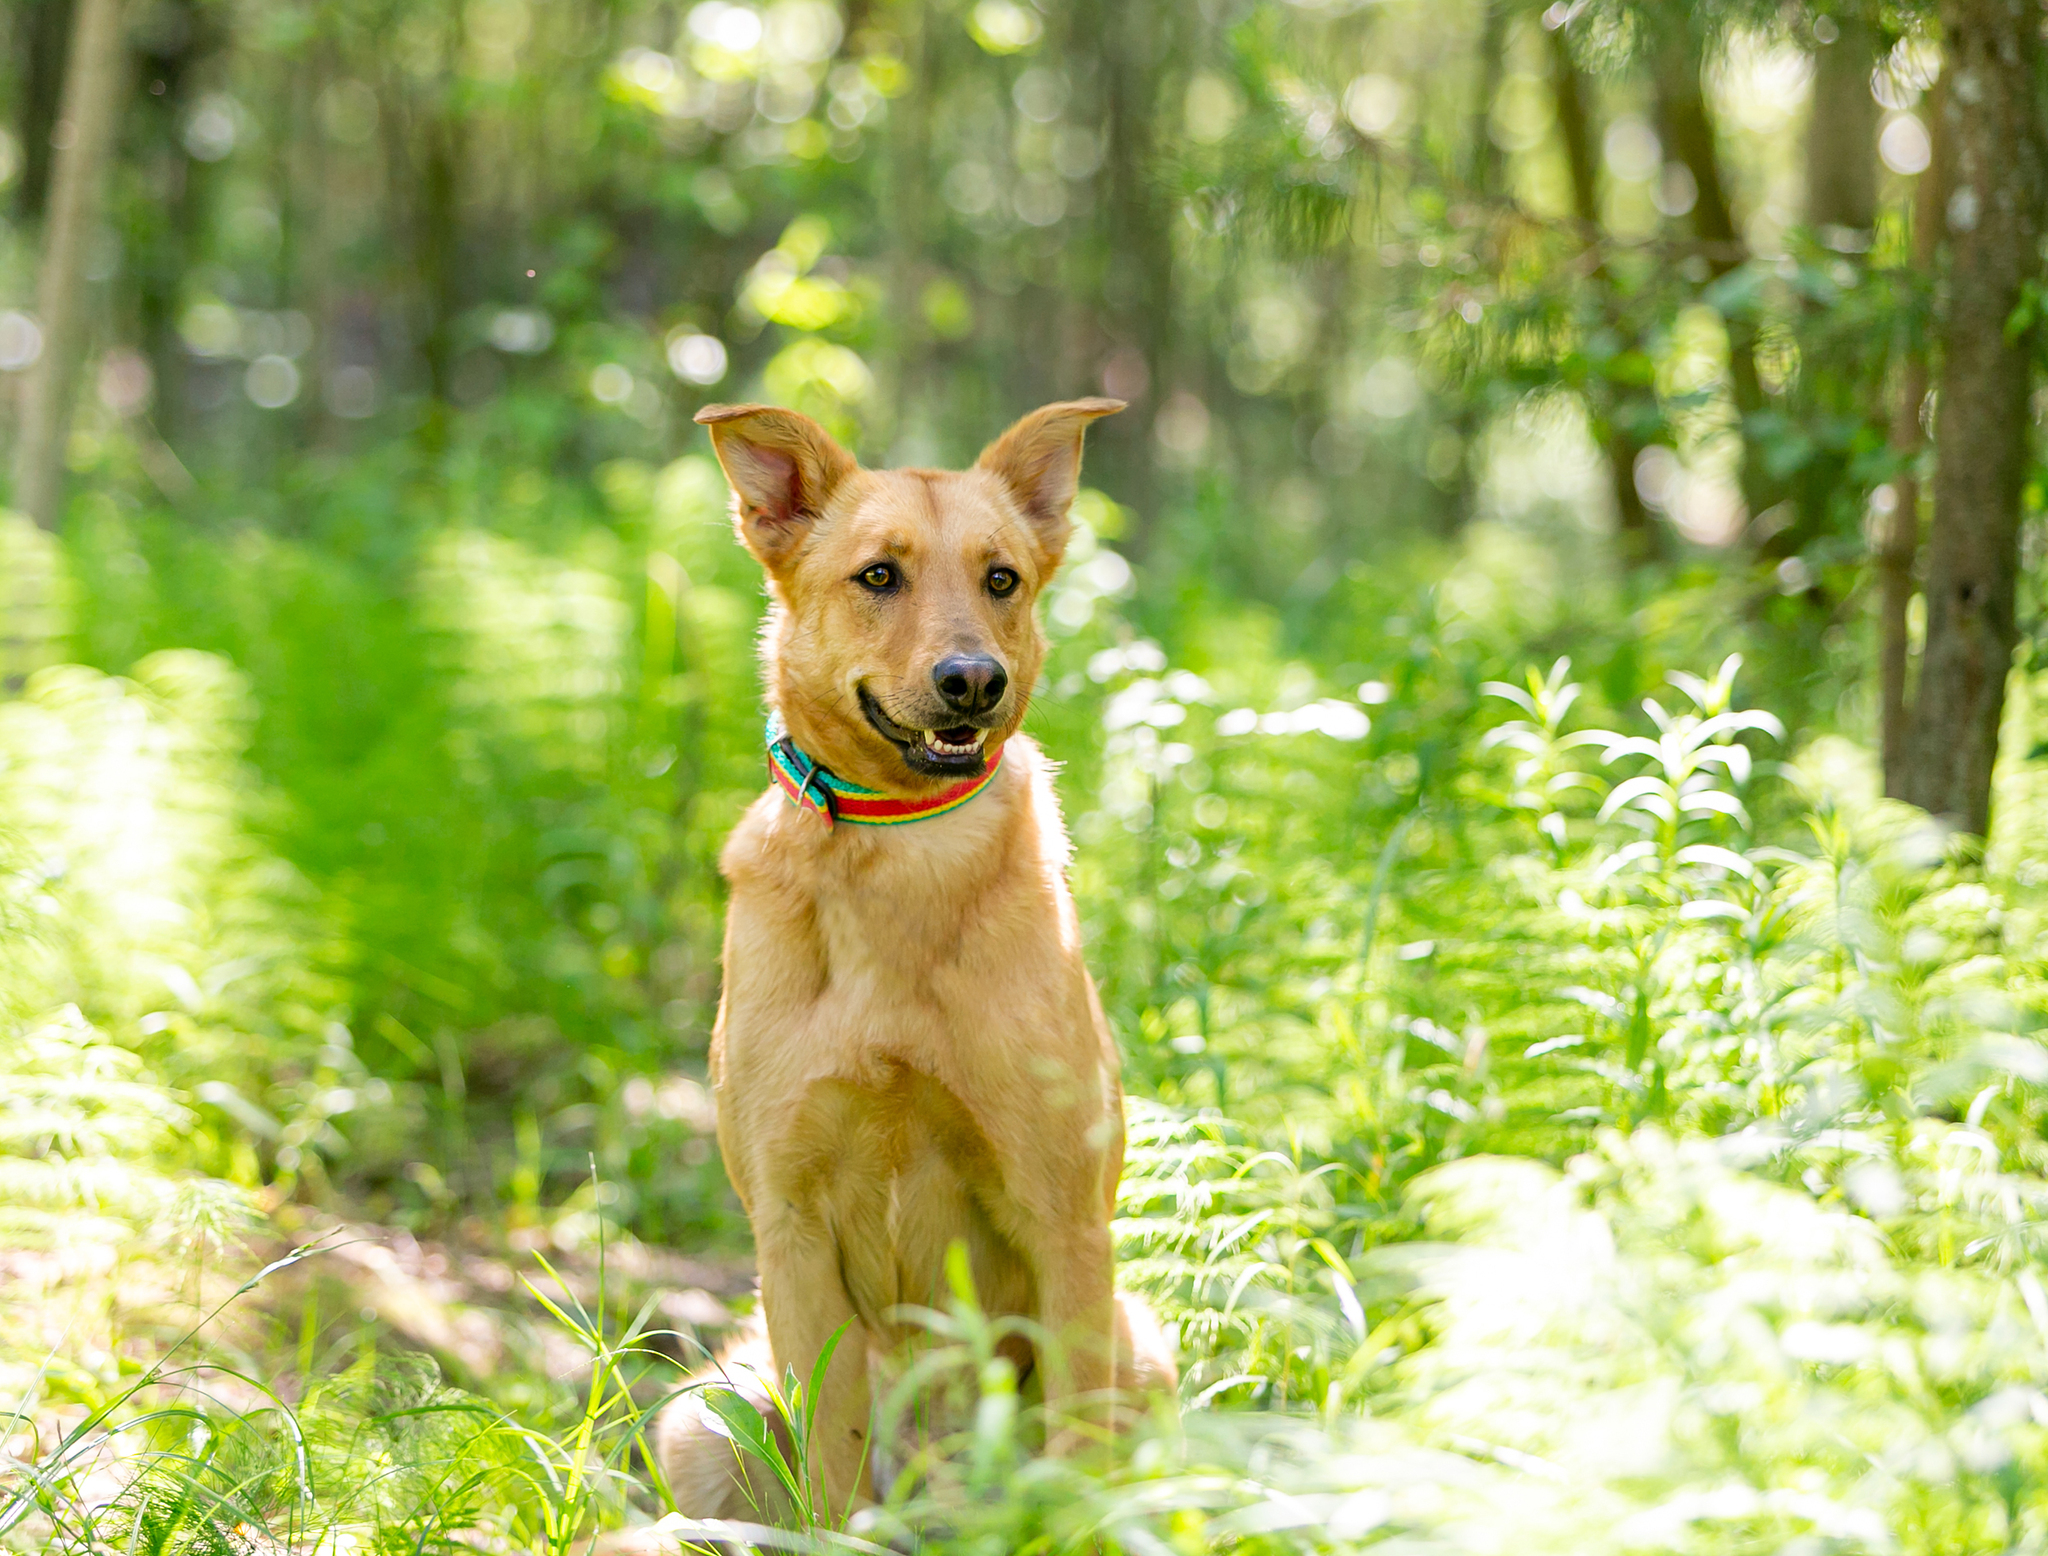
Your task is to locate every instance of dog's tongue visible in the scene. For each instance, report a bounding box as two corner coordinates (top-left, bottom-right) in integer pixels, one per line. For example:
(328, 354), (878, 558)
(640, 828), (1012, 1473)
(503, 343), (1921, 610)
(937, 726), (978, 745)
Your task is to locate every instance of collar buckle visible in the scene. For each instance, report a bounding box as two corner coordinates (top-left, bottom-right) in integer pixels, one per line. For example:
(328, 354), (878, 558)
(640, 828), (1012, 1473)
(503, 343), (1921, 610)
(771, 733), (839, 825)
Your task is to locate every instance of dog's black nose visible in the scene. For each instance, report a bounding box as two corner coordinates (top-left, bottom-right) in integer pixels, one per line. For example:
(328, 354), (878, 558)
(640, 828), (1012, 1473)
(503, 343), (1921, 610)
(933, 655), (1007, 715)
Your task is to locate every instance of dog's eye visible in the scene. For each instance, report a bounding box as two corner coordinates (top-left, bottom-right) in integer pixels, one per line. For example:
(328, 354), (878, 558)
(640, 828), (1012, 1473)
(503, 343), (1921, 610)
(986, 568), (1019, 597)
(857, 564), (898, 591)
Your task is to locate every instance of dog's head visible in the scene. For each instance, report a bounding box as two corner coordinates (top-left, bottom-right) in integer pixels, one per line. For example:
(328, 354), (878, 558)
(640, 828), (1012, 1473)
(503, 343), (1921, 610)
(699, 398), (1122, 792)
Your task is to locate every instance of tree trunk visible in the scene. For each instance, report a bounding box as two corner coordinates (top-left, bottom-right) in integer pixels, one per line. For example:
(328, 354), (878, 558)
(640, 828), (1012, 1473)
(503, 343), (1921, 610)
(1805, 18), (1880, 235)
(1878, 83), (1946, 798)
(418, 100), (461, 419)
(411, 0), (465, 452)
(1548, 19), (1657, 561)
(1651, 24), (1743, 267)
(15, 0), (78, 221)
(1651, 19), (1767, 518)
(1753, 16), (1883, 574)
(1466, 0), (1507, 195)
(1548, 22), (1599, 228)
(1897, 0), (2044, 835)
(881, 0), (931, 459)
(1099, 0), (1172, 553)
(1443, 0), (1511, 536)
(13, 0), (127, 531)
(131, 0), (208, 448)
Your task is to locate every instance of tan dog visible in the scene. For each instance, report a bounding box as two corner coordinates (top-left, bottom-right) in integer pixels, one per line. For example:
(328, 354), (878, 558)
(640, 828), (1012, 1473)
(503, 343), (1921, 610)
(653, 399), (1174, 1522)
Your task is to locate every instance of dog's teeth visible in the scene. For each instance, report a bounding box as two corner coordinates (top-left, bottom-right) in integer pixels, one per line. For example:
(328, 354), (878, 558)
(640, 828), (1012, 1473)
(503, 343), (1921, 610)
(922, 728), (988, 755)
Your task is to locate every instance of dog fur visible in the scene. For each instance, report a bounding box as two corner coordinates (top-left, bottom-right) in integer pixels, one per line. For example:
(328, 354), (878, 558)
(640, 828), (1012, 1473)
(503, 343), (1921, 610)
(652, 400), (1175, 1520)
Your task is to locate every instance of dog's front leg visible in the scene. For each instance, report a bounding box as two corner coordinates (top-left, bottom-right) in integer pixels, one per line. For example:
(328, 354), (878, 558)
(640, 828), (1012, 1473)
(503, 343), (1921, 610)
(1022, 1221), (1118, 1449)
(757, 1219), (874, 1517)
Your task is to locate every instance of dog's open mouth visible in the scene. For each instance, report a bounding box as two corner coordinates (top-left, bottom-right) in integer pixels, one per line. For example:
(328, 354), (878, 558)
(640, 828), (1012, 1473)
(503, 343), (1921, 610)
(859, 686), (995, 776)
(921, 726), (987, 757)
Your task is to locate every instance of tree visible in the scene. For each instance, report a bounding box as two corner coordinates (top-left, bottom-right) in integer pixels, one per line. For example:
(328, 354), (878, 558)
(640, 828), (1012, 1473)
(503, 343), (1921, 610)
(1095, 0), (1176, 552)
(1877, 79), (1945, 798)
(1547, 15), (1659, 562)
(13, 0), (128, 530)
(1648, 10), (1766, 523)
(1804, 16), (1880, 236)
(1896, 0), (2045, 835)
(399, 0), (470, 451)
(1756, 12), (1887, 576)
(127, 0), (213, 447)
(14, 0), (77, 221)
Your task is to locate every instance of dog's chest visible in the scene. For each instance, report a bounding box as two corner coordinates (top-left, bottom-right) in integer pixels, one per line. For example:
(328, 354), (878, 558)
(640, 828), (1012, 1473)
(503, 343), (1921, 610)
(813, 874), (950, 976)
(790, 832), (1051, 1032)
(718, 763), (1108, 1257)
(794, 1065), (1038, 1329)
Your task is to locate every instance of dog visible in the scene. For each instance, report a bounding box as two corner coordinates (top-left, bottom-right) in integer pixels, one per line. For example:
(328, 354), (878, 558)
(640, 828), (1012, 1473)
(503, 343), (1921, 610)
(652, 399), (1176, 1523)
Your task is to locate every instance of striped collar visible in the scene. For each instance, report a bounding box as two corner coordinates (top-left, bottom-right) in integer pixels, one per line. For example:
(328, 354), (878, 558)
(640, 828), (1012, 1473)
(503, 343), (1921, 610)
(766, 717), (1004, 829)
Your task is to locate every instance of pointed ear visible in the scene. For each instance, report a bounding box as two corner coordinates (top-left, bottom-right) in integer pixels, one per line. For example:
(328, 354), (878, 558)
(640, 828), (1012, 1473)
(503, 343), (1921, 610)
(975, 398), (1124, 565)
(695, 403), (859, 568)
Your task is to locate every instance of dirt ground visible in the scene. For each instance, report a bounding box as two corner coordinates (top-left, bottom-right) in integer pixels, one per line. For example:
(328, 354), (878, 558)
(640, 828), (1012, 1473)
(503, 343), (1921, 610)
(1, 1209), (756, 1502)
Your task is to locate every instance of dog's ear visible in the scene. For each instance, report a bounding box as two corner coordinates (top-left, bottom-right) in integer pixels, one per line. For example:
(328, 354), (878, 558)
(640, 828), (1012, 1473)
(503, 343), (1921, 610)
(695, 403), (859, 568)
(975, 398), (1124, 566)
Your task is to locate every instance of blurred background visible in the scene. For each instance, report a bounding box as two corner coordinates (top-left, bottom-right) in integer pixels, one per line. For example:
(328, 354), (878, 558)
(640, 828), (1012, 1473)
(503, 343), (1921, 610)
(9, 0), (2048, 1551)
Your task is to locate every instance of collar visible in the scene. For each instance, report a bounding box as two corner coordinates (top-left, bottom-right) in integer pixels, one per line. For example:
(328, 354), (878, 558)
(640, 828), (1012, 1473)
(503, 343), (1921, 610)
(765, 716), (1004, 829)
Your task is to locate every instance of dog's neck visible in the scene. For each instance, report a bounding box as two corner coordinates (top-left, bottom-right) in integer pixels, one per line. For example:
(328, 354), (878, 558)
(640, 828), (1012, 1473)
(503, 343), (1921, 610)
(742, 733), (1045, 888)
(766, 719), (1007, 829)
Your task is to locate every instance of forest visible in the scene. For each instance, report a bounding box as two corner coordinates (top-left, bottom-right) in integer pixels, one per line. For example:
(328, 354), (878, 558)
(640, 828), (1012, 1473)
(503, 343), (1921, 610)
(6, 0), (2048, 1549)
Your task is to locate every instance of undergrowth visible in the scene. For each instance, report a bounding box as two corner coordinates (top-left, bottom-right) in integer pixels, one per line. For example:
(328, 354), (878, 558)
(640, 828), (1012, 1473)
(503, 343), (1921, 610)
(8, 471), (2048, 1551)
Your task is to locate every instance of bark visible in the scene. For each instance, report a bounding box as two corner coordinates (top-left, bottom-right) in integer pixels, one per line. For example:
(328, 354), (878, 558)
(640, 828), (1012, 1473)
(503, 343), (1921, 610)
(1651, 23), (1743, 263)
(1548, 20), (1657, 562)
(419, 114), (460, 405)
(412, 0), (466, 450)
(1099, 0), (1172, 552)
(1755, 16), (1883, 575)
(1443, 0), (1512, 536)
(131, 0), (208, 446)
(1467, 0), (1508, 195)
(1805, 18), (1880, 233)
(1651, 18), (1768, 517)
(13, 0), (127, 530)
(16, 0), (78, 221)
(1878, 83), (1946, 798)
(1897, 0), (2045, 835)
(1548, 23), (1599, 227)
(881, 0), (931, 454)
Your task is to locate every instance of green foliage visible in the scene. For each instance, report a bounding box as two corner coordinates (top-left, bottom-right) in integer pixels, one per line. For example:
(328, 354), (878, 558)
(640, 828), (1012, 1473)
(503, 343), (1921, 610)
(6, 0), (2048, 1545)
(4, 1255), (641, 1555)
(10, 450), (2048, 1551)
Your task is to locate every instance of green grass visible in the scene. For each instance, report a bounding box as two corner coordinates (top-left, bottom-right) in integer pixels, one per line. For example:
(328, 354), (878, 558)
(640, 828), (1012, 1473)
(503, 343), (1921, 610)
(7, 446), (2048, 1552)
